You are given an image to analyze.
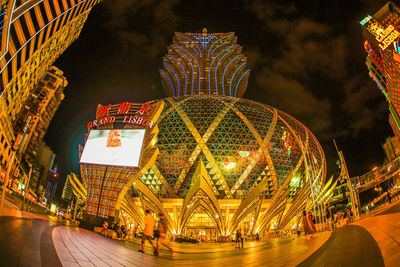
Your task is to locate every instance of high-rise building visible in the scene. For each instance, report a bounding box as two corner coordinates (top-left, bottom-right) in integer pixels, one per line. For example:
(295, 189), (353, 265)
(44, 151), (58, 205)
(14, 66), (67, 164)
(361, 2), (400, 138)
(160, 28), (250, 97)
(0, 0), (101, 121)
(33, 142), (53, 200)
(0, 0), (101, 187)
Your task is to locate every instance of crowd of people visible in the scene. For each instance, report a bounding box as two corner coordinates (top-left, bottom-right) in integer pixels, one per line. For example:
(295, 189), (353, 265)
(96, 204), (362, 256)
(138, 210), (173, 256)
(100, 221), (128, 239)
(100, 210), (174, 256)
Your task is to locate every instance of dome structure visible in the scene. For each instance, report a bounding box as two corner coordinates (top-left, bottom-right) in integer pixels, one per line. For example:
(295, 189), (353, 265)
(142, 95), (325, 201)
(80, 31), (327, 238)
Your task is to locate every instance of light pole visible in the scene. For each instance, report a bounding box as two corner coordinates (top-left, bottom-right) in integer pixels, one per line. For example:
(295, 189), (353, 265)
(333, 140), (360, 219)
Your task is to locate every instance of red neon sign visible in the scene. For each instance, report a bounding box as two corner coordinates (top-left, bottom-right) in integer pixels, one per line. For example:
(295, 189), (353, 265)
(88, 101), (156, 129)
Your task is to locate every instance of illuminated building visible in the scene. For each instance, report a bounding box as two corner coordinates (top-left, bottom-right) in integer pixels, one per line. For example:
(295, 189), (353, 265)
(44, 153), (58, 205)
(81, 31), (327, 238)
(15, 66), (67, 164)
(0, 0), (101, 190)
(160, 29), (250, 97)
(62, 173), (74, 201)
(33, 142), (54, 202)
(361, 2), (400, 138)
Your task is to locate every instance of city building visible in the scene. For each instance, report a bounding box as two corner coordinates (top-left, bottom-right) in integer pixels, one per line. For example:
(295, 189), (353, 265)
(80, 30), (327, 238)
(160, 29), (250, 97)
(34, 142), (54, 202)
(361, 2), (400, 138)
(44, 152), (58, 205)
(15, 66), (67, 164)
(0, 0), (101, 191)
(62, 173), (74, 201)
(382, 136), (400, 161)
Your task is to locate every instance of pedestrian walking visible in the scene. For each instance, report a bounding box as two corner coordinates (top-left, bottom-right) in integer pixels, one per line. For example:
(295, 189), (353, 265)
(157, 213), (173, 254)
(256, 233), (260, 242)
(241, 236), (244, 248)
(138, 210), (158, 256)
(302, 210), (316, 239)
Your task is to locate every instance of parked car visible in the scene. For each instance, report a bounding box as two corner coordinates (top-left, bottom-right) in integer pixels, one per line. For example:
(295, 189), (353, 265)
(174, 236), (199, 243)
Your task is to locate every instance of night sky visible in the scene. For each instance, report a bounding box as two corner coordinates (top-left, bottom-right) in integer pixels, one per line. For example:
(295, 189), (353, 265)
(45, 0), (393, 183)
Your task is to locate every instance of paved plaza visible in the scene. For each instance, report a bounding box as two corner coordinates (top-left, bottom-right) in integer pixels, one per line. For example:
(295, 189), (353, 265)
(0, 199), (399, 266)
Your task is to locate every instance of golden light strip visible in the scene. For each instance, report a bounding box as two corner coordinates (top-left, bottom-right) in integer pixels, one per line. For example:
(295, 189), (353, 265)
(225, 103), (278, 194)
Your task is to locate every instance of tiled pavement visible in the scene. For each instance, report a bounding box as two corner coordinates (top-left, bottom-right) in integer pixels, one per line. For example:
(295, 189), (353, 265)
(1, 200), (400, 266)
(353, 203), (400, 267)
(53, 226), (330, 266)
(298, 201), (400, 267)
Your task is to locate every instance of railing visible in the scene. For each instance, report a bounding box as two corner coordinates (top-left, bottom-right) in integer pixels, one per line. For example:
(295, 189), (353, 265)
(351, 157), (400, 192)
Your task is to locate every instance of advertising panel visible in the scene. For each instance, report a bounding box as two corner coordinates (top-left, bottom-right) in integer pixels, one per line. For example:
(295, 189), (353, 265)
(80, 129), (145, 167)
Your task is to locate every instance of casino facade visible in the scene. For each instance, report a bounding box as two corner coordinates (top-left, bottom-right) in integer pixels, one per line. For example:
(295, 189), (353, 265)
(80, 30), (327, 238)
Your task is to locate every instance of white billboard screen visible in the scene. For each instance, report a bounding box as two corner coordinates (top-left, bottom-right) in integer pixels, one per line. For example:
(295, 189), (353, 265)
(80, 129), (145, 167)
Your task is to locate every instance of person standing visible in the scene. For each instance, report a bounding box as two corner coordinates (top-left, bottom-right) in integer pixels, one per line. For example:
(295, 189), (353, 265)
(115, 223), (123, 239)
(138, 210), (158, 256)
(121, 224), (127, 239)
(324, 204), (332, 231)
(235, 229), (242, 248)
(302, 210), (316, 239)
(100, 221), (108, 235)
(157, 213), (173, 254)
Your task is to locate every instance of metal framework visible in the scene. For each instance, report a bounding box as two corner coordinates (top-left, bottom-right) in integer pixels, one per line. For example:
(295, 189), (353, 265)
(126, 95), (325, 235)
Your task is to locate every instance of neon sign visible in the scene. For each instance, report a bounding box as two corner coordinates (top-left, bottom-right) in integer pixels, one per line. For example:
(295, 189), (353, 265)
(88, 102), (157, 130)
(378, 27), (400, 50)
(363, 16), (400, 51)
(87, 115), (154, 129)
(364, 40), (372, 53)
(360, 15), (372, 26)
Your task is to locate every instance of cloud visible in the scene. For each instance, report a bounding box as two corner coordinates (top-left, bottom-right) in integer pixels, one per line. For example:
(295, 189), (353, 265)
(246, 0), (385, 141)
(255, 68), (332, 139)
(102, 0), (181, 61)
(341, 76), (386, 137)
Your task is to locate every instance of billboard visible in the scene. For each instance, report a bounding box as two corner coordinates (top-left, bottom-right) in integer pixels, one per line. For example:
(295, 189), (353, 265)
(80, 129), (145, 167)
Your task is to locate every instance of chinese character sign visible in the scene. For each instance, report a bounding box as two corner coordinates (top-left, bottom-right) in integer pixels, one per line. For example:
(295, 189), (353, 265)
(97, 104), (111, 118)
(117, 102), (132, 114)
(136, 103), (152, 116)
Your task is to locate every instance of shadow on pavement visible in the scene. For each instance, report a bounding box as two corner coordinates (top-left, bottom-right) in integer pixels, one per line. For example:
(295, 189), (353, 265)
(298, 225), (384, 267)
